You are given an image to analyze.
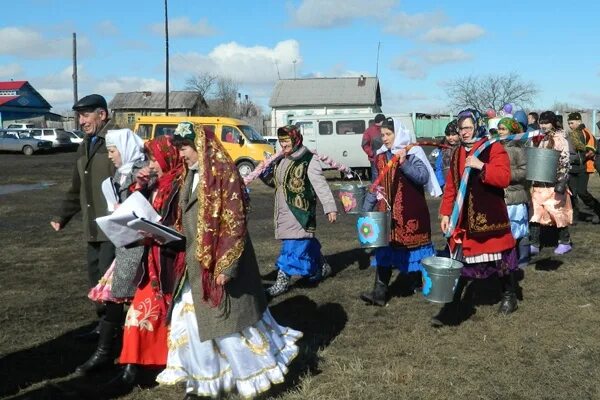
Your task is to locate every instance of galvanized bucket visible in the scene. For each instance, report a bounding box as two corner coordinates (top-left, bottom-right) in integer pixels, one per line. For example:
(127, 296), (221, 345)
(336, 183), (367, 214)
(526, 147), (560, 183)
(355, 211), (390, 248)
(420, 256), (463, 304)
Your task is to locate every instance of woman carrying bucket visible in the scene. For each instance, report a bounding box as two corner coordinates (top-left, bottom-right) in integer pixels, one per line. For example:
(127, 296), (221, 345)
(436, 109), (518, 326)
(529, 111), (573, 255)
(265, 125), (338, 297)
(495, 118), (531, 268)
(360, 117), (442, 306)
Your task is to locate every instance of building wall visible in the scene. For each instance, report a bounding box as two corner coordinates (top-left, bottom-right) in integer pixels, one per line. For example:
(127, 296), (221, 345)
(113, 110), (190, 129)
(270, 105), (379, 135)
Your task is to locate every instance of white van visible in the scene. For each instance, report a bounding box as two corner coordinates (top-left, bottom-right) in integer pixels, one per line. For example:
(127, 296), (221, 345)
(287, 113), (414, 175)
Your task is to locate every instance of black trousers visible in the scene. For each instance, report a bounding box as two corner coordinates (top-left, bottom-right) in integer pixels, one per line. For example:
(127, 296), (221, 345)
(529, 223), (571, 246)
(87, 241), (115, 317)
(569, 172), (600, 218)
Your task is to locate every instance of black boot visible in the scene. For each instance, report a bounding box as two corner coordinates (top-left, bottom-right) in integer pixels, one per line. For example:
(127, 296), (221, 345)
(431, 277), (467, 327)
(360, 267), (392, 306)
(498, 272), (518, 315)
(74, 319), (102, 342)
(103, 364), (138, 394)
(75, 320), (119, 375)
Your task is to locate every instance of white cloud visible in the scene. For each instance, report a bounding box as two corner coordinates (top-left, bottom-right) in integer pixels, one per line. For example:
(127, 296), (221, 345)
(421, 23), (485, 44)
(96, 20), (119, 36)
(150, 17), (216, 37)
(421, 48), (472, 64)
(38, 88), (73, 105)
(0, 27), (92, 59)
(94, 77), (165, 94)
(0, 63), (23, 79)
(171, 40), (301, 84)
(384, 10), (447, 36)
(291, 0), (396, 28)
(382, 90), (448, 113)
(391, 57), (427, 80)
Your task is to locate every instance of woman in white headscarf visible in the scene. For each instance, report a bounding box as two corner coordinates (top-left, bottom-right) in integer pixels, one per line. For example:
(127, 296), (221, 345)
(79, 129), (147, 377)
(360, 117), (441, 306)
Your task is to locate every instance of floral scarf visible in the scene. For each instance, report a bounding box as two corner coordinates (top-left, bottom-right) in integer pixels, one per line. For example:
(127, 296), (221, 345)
(194, 124), (248, 307)
(497, 117), (523, 134)
(145, 136), (184, 213)
(143, 135), (185, 315)
(277, 125), (303, 152)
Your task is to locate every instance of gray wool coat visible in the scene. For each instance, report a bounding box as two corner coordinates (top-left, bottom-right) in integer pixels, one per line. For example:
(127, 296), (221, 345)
(110, 161), (147, 298)
(503, 140), (529, 205)
(274, 146), (338, 240)
(177, 167), (267, 342)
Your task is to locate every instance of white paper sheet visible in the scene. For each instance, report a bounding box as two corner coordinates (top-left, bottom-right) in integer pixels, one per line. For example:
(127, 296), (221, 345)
(96, 192), (162, 247)
(101, 177), (118, 212)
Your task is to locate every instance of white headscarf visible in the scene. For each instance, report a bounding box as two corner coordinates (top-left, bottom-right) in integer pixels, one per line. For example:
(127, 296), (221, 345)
(375, 117), (442, 197)
(105, 129), (145, 174)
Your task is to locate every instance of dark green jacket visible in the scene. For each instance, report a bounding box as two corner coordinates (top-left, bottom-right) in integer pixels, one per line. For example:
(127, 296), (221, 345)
(54, 121), (116, 242)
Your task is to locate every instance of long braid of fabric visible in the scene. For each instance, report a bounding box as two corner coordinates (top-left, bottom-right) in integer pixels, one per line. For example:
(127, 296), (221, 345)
(445, 130), (544, 238)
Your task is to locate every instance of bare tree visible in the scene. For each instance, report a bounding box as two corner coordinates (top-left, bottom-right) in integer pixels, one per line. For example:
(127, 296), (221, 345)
(444, 72), (538, 112)
(185, 72), (218, 99)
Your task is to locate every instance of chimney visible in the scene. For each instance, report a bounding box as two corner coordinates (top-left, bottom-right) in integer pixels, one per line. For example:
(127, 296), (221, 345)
(358, 75), (366, 87)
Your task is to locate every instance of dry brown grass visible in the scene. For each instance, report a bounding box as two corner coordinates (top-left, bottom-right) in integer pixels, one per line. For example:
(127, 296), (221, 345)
(1, 152), (600, 400)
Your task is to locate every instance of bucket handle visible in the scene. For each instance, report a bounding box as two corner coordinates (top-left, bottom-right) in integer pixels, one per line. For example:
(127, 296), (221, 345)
(373, 186), (392, 211)
(450, 244), (462, 261)
(350, 170), (364, 186)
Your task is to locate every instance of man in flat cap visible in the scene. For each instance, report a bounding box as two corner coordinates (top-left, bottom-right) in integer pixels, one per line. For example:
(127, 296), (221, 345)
(51, 94), (116, 337)
(567, 112), (600, 224)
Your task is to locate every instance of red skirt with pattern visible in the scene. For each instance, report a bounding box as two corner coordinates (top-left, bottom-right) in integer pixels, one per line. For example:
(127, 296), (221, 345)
(119, 280), (172, 367)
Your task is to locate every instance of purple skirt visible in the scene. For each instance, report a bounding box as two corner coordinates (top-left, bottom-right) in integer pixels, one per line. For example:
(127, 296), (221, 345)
(461, 247), (518, 279)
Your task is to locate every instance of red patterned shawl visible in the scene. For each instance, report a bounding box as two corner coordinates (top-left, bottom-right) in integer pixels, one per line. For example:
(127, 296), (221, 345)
(194, 124), (248, 307)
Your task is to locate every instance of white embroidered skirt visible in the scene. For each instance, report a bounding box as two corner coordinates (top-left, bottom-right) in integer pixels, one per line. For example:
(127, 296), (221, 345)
(156, 281), (302, 399)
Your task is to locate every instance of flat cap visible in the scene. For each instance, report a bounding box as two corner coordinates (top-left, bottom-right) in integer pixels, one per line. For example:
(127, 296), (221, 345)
(73, 94), (108, 112)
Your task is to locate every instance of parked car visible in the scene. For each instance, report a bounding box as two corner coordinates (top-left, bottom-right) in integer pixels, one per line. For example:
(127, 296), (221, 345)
(0, 130), (53, 155)
(67, 130), (84, 144)
(29, 128), (73, 149)
(6, 123), (36, 130)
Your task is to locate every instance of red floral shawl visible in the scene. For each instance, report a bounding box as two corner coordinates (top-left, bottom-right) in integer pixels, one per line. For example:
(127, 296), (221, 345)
(194, 125), (248, 307)
(144, 136), (185, 313)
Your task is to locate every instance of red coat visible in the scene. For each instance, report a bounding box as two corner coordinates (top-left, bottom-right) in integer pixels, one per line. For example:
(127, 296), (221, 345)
(440, 140), (515, 257)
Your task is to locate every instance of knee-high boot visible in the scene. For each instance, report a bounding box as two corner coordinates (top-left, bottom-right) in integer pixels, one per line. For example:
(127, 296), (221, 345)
(75, 320), (120, 375)
(498, 271), (518, 315)
(360, 266), (392, 306)
(431, 276), (467, 327)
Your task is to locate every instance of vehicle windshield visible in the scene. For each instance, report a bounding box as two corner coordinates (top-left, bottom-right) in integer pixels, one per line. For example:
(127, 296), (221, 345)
(238, 125), (267, 144)
(70, 130), (84, 138)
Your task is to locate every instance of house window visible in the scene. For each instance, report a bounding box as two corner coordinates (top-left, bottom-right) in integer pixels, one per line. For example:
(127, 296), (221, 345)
(336, 120), (366, 135)
(127, 113), (136, 124)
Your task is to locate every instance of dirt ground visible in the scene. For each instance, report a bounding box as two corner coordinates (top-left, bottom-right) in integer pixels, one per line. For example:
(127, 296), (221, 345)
(1, 151), (599, 400)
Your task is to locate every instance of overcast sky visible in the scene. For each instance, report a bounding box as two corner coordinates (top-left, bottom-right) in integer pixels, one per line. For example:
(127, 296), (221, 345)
(2, 0), (599, 115)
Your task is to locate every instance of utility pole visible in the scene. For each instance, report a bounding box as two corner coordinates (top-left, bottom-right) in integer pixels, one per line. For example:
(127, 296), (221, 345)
(164, 0), (170, 115)
(72, 32), (79, 129)
(375, 41), (381, 78)
(292, 60), (297, 80)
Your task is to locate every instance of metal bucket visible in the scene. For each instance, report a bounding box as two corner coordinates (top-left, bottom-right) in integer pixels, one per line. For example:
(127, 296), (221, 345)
(420, 256), (463, 304)
(355, 211), (390, 248)
(526, 147), (560, 183)
(336, 183), (367, 214)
